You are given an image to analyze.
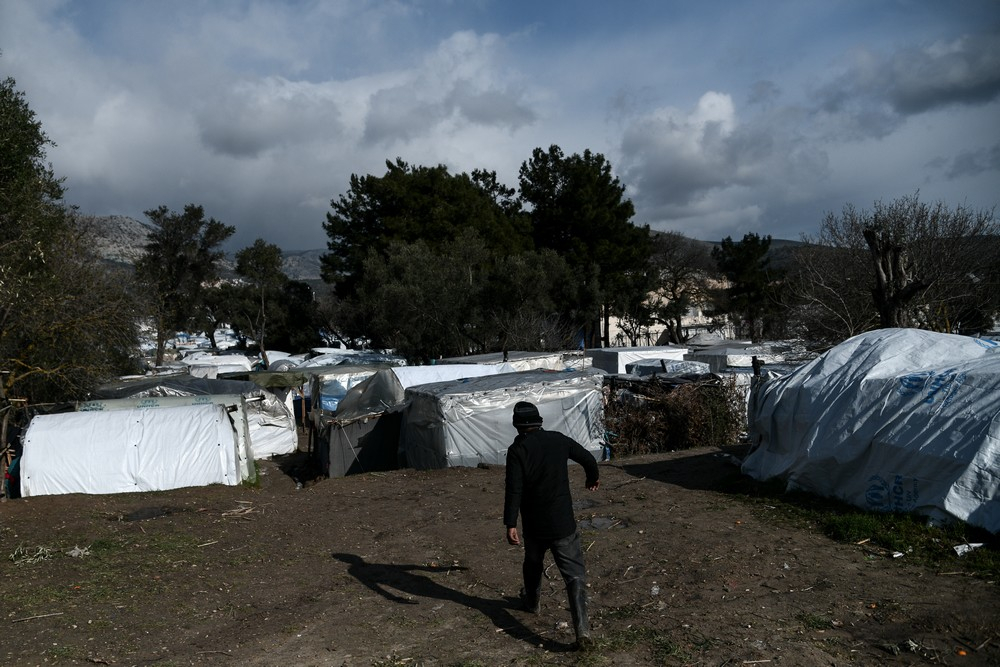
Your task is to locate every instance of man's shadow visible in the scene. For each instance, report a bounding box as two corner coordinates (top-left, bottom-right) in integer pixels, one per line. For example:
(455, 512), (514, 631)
(332, 552), (570, 652)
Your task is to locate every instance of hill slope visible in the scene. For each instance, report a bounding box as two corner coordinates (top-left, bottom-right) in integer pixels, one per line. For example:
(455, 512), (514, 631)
(81, 214), (324, 282)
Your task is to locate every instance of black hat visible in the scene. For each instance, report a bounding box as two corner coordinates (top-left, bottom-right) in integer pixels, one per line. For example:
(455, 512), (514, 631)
(512, 401), (543, 427)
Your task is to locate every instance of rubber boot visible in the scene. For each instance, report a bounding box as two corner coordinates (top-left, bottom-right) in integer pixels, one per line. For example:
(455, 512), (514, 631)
(567, 576), (591, 647)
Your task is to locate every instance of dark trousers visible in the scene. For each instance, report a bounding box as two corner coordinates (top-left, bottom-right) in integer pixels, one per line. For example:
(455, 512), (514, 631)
(523, 530), (590, 639)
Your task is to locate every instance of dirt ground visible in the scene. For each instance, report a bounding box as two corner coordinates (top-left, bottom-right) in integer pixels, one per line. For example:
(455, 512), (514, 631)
(1, 437), (998, 667)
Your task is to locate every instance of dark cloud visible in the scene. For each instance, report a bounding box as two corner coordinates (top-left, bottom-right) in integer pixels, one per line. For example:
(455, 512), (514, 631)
(446, 80), (535, 129)
(747, 80), (781, 107)
(362, 79), (535, 145)
(886, 32), (1000, 114)
(197, 81), (343, 158)
(945, 142), (1000, 179)
(362, 85), (446, 146)
(812, 31), (1000, 140)
(620, 99), (828, 217)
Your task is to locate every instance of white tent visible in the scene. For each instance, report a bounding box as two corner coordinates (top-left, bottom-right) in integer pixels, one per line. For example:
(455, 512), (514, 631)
(400, 368), (606, 470)
(333, 363), (517, 421)
(743, 328), (1000, 533)
(178, 351), (255, 377)
(439, 351), (570, 372)
(77, 394), (256, 482)
(21, 403), (245, 496)
(589, 345), (688, 374)
(92, 375), (297, 458)
(316, 363), (518, 477)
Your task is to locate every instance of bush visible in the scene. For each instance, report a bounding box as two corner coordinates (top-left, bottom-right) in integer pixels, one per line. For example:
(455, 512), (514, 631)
(604, 375), (745, 456)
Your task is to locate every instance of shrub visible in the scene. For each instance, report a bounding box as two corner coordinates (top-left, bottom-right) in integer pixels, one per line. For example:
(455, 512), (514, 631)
(604, 375), (745, 456)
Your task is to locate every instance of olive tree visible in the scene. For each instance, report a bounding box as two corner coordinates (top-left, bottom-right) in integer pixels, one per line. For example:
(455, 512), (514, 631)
(790, 194), (999, 344)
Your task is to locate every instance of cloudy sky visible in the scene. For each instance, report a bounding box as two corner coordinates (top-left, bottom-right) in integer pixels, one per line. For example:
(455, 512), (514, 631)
(3, 1), (998, 251)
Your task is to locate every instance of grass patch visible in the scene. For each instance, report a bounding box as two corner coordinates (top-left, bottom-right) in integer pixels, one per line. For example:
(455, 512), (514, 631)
(598, 603), (643, 620)
(725, 476), (1000, 579)
(591, 626), (685, 664)
(797, 611), (833, 630)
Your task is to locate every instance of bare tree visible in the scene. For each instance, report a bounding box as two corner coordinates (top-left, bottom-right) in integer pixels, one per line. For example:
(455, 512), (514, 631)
(647, 232), (717, 344)
(789, 194), (999, 345)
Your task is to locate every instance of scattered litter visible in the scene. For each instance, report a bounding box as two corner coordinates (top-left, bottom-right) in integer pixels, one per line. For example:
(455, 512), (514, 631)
(892, 552), (904, 558)
(953, 542), (984, 557)
(222, 503), (256, 518)
(650, 585), (660, 596)
(66, 545), (91, 558)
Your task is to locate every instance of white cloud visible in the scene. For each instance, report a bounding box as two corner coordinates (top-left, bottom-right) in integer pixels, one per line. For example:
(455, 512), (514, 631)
(620, 91), (830, 236)
(1, 0), (997, 250)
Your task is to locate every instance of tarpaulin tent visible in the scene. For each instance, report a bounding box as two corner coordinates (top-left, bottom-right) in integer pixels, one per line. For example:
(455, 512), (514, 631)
(439, 351), (570, 372)
(589, 346), (687, 374)
(92, 375), (297, 458)
(77, 394), (256, 483)
(743, 328), (1000, 533)
(624, 359), (710, 377)
(400, 368), (606, 470)
(21, 403), (245, 496)
(178, 351), (255, 377)
(316, 363), (518, 477)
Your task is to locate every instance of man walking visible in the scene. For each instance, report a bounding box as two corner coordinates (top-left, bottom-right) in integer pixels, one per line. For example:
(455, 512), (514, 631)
(503, 401), (600, 649)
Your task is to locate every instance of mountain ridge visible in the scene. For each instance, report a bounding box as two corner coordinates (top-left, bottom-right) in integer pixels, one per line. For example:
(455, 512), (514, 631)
(80, 214), (805, 283)
(79, 214), (325, 282)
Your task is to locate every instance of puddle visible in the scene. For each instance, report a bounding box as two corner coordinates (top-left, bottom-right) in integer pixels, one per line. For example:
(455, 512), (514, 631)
(578, 517), (627, 530)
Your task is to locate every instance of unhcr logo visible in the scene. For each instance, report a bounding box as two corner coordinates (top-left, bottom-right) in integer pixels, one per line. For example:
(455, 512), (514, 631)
(866, 474), (919, 513)
(897, 368), (964, 406)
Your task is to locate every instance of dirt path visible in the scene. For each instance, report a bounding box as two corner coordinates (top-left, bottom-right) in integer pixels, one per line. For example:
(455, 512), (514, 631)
(1, 446), (997, 666)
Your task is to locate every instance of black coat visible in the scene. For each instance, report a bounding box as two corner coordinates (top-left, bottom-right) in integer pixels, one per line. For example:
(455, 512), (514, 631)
(503, 428), (599, 540)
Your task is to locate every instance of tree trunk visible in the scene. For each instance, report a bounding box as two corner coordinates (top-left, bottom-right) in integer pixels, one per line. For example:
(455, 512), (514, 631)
(863, 227), (927, 329)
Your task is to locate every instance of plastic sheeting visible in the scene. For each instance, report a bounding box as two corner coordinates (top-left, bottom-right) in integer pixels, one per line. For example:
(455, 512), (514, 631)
(92, 375), (297, 458)
(22, 404), (242, 496)
(625, 359), (711, 377)
(401, 368), (606, 470)
(589, 346), (688, 374)
(77, 394), (256, 482)
(440, 351), (570, 372)
(333, 364), (517, 422)
(743, 328), (1000, 533)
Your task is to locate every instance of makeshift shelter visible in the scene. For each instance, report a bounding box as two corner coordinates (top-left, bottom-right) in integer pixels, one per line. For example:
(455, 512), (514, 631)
(625, 359), (710, 377)
(683, 340), (803, 374)
(743, 328), (1000, 533)
(21, 403), (246, 496)
(316, 363), (517, 477)
(92, 375), (297, 458)
(178, 350), (256, 377)
(439, 351), (569, 372)
(77, 394), (256, 483)
(400, 368), (606, 470)
(589, 345), (687, 374)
